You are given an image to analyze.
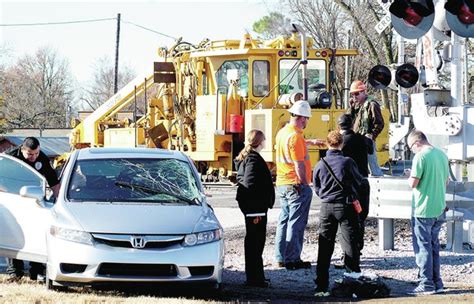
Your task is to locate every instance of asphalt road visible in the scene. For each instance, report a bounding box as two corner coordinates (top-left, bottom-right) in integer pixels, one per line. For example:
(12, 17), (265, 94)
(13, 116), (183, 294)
(205, 186), (322, 209)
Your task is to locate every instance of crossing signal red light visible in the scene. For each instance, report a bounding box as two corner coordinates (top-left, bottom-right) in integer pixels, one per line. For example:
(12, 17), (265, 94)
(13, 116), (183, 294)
(445, 0), (474, 37)
(395, 63), (419, 88)
(389, 0), (435, 39)
(368, 65), (392, 89)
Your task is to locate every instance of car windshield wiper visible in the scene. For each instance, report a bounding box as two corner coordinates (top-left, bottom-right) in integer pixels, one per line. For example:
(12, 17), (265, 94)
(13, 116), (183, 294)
(114, 181), (198, 205)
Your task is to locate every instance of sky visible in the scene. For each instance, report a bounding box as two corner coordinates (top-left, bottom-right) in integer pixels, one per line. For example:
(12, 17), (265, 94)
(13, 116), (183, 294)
(0, 0), (276, 85)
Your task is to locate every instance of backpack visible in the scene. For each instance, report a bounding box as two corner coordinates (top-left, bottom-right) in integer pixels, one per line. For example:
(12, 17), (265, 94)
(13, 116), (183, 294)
(331, 274), (391, 298)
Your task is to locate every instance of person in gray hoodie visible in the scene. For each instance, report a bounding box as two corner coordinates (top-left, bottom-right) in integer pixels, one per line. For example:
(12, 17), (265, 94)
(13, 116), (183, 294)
(234, 129), (275, 288)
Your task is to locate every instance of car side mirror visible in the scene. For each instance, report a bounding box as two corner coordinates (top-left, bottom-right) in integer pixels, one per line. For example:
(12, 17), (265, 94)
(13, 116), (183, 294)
(19, 186), (46, 208)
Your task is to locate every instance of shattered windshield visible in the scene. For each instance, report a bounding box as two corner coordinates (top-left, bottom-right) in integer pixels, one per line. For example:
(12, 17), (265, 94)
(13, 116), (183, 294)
(67, 158), (201, 204)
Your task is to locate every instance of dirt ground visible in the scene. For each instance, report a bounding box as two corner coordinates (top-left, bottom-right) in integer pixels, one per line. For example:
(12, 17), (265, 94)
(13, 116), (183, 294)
(0, 276), (472, 304)
(0, 219), (472, 303)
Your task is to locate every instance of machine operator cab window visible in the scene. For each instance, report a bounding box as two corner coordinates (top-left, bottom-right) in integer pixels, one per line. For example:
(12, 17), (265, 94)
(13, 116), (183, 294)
(279, 59), (327, 94)
(216, 60), (249, 97)
(252, 60), (270, 97)
(279, 59), (329, 108)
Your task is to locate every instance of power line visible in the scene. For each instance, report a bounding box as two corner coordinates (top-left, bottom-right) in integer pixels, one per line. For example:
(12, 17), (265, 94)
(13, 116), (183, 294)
(0, 17), (116, 27)
(122, 20), (177, 40)
(0, 16), (177, 41)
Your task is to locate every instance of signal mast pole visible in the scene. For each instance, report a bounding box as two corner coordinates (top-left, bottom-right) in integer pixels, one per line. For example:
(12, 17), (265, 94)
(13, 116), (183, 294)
(397, 34), (404, 125)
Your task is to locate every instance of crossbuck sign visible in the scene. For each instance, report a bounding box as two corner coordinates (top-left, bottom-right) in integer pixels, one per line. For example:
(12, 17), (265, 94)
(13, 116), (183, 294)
(375, 0), (392, 34)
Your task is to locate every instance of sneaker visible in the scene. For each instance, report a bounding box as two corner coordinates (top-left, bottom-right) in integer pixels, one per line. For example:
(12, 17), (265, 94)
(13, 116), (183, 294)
(334, 256), (345, 269)
(408, 285), (435, 296)
(285, 260), (312, 270)
(36, 274), (46, 283)
(314, 288), (330, 297)
(434, 288), (445, 294)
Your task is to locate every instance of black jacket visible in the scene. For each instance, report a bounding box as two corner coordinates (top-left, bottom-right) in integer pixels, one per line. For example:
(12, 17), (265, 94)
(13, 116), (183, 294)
(341, 130), (373, 178)
(312, 149), (363, 204)
(6, 146), (59, 187)
(234, 151), (275, 214)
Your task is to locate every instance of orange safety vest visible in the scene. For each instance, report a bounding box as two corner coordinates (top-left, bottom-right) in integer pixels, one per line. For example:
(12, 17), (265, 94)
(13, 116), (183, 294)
(275, 124), (311, 186)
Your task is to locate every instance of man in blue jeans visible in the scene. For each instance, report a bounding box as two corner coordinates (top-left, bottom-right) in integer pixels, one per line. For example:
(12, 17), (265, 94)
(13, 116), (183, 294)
(274, 100), (324, 270)
(407, 129), (449, 295)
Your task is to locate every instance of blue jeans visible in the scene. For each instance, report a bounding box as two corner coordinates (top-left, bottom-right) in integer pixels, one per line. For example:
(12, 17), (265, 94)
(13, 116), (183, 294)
(274, 184), (312, 263)
(368, 138), (383, 176)
(411, 213), (445, 290)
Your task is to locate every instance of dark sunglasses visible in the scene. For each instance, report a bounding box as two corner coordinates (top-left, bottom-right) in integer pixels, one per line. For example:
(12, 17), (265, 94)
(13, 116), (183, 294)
(351, 92), (361, 97)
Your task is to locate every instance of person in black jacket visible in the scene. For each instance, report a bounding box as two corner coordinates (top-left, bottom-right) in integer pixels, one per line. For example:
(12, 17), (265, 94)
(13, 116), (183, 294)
(338, 114), (372, 254)
(234, 129), (275, 288)
(312, 131), (362, 296)
(5, 137), (60, 282)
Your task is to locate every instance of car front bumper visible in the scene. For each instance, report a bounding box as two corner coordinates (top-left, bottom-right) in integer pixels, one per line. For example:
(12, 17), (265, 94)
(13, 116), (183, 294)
(47, 236), (224, 284)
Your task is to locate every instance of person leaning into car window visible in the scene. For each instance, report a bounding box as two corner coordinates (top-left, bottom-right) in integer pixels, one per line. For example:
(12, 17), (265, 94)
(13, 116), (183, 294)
(5, 136), (59, 282)
(234, 129), (275, 288)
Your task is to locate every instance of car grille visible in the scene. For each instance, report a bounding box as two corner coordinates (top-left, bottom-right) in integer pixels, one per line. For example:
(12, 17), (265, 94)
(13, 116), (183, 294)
(98, 263), (177, 277)
(91, 233), (184, 249)
(94, 238), (182, 249)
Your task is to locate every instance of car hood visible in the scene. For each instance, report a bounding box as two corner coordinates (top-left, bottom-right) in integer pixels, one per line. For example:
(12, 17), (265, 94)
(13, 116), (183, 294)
(64, 202), (212, 234)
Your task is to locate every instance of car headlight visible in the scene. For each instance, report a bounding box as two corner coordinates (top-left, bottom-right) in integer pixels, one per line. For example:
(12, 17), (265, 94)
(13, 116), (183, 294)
(50, 226), (94, 245)
(183, 228), (223, 246)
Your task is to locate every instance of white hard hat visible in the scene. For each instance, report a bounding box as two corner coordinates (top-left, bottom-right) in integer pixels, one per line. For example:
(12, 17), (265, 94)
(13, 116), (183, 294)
(288, 100), (312, 118)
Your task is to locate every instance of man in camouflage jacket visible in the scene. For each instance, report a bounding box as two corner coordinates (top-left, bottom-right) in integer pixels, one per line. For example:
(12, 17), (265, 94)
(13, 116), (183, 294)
(347, 80), (384, 177)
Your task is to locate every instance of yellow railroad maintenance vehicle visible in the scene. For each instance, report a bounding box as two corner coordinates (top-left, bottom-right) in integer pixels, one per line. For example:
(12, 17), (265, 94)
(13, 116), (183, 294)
(66, 27), (389, 181)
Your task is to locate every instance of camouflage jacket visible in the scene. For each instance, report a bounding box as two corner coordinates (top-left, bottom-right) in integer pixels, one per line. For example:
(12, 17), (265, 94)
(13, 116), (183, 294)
(346, 97), (384, 140)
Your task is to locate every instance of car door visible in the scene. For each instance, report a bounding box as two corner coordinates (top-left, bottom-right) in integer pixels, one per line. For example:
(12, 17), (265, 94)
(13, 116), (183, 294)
(0, 154), (52, 263)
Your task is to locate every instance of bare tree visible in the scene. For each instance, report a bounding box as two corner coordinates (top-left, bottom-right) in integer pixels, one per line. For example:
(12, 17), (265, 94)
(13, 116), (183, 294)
(1, 46), (75, 129)
(81, 56), (136, 110)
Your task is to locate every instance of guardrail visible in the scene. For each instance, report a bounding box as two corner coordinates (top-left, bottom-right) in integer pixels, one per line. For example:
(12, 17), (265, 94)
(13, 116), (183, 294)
(368, 177), (474, 253)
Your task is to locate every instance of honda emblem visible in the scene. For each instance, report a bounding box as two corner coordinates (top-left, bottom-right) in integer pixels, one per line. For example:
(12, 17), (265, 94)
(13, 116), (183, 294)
(130, 236), (146, 249)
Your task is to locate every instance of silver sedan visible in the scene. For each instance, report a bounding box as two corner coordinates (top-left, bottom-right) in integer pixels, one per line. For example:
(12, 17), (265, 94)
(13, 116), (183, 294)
(0, 148), (224, 290)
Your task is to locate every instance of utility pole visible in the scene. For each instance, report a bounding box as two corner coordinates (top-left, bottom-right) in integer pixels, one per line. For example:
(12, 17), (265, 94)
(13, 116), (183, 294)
(114, 13), (121, 94)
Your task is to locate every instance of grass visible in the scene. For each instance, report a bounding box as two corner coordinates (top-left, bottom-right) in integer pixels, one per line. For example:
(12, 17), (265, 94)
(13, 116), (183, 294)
(0, 276), (218, 304)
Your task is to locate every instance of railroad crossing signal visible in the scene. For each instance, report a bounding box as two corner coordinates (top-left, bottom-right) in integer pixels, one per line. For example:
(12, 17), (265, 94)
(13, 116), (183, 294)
(368, 63), (419, 90)
(388, 0), (473, 39)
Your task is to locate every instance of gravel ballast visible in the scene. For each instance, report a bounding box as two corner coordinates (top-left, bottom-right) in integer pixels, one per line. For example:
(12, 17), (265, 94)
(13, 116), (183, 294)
(218, 208), (474, 302)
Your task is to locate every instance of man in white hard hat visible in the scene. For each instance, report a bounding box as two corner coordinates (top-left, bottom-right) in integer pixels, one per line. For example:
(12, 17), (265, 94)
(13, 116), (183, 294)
(274, 100), (324, 270)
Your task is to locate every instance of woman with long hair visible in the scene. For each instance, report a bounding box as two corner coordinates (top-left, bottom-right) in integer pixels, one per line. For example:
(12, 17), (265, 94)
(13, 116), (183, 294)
(234, 129), (275, 288)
